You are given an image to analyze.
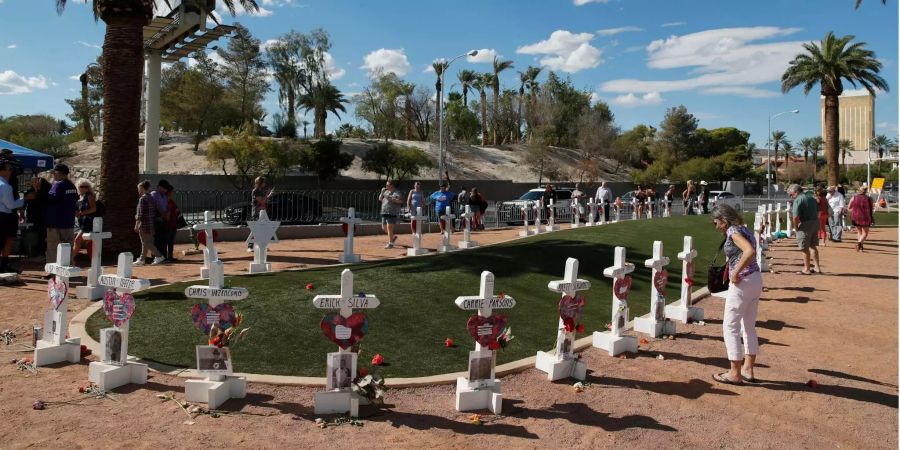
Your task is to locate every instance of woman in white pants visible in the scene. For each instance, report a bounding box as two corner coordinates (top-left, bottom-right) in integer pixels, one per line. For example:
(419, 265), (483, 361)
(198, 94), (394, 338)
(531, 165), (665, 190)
(711, 204), (763, 385)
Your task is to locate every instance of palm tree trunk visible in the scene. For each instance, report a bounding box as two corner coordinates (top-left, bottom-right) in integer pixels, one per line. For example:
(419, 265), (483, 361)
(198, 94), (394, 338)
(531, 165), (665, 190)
(81, 74), (95, 142)
(315, 108), (326, 138)
(824, 95), (840, 186)
(462, 87), (468, 109)
(479, 90), (487, 146)
(99, 14), (145, 255)
(287, 88), (296, 127)
(491, 85), (499, 145)
(773, 143), (779, 185)
(517, 90), (523, 145)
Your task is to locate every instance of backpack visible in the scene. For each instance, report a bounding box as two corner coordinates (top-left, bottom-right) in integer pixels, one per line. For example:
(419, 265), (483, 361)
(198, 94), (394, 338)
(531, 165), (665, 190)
(93, 199), (106, 217)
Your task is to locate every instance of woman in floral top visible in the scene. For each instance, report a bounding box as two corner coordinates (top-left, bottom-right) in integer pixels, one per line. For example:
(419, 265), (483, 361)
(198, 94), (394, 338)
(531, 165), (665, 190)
(711, 204), (761, 385)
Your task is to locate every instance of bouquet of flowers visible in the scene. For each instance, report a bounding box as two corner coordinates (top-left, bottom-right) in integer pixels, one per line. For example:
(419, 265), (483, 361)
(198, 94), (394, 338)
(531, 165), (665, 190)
(351, 368), (387, 406)
(488, 326), (514, 350)
(208, 312), (250, 348)
(561, 317), (585, 334)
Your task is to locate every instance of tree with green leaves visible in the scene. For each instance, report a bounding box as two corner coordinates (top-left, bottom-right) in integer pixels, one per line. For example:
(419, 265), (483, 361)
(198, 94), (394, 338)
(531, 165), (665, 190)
(55, 0), (259, 254)
(781, 31), (888, 186)
(299, 136), (354, 187)
(299, 81), (347, 138)
(490, 56), (514, 145)
(160, 54), (230, 152)
(444, 92), (480, 144)
(457, 69), (477, 109)
(354, 72), (407, 139)
(0, 114), (73, 158)
(657, 105), (698, 162)
(472, 73), (491, 146)
(360, 141), (432, 182)
(64, 57), (103, 142)
(839, 139), (854, 172)
(207, 126), (301, 189)
(217, 24), (268, 130)
(769, 130), (787, 184)
(267, 29), (331, 136)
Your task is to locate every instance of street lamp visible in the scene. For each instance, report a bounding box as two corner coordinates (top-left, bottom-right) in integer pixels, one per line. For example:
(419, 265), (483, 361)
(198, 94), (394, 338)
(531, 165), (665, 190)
(866, 136), (880, 189)
(767, 109), (799, 199)
(438, 49), (477, 182)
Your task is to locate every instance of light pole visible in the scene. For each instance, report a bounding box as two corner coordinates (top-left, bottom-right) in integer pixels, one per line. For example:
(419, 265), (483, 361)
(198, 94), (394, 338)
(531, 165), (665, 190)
(438, 49), (478, 182)
(866, 136), (879, 189)
(767, 109), (799, 199)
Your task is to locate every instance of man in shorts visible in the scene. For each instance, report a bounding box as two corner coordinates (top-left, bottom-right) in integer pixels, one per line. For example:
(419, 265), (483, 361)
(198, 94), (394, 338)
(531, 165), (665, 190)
(0, 160), (33, 273)
(379, 180), (403, 248)
(788, 184), (820, 274)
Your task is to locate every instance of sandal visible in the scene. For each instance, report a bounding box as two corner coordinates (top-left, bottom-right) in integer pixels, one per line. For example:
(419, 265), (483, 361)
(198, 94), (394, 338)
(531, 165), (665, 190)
(713, 372), (742, 385)
(741, 374), (758, 383)
(795, 271), (811, 275)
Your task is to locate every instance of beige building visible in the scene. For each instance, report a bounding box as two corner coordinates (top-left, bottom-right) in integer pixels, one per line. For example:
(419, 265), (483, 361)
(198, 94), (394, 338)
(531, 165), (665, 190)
(820, 92), (874, 165)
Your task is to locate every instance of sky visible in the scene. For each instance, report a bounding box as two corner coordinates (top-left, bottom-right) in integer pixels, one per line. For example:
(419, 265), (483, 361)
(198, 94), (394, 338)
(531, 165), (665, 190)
(0, 0), (898, 149)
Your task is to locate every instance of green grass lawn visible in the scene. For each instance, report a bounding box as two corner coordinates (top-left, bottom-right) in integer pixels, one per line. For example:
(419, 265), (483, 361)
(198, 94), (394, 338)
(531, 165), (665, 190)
(86, 215), (755, 377)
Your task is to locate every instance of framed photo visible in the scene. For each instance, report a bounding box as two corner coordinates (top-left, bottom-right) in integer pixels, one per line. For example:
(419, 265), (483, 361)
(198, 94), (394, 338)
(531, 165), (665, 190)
(196, 345), (233, 376)
(555, 329), (573, 360)
(100, 328), (125, 365)
(326, 352), (356, 391)
(43, 310), (61, 344)
(467, 350), (495, 388)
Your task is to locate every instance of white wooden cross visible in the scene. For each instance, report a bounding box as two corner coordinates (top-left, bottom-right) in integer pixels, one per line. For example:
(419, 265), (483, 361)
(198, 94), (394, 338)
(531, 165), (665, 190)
(774, 203), (783, 234)
(598, 196), (608, 225)
(765, 204), (774, 240)
(77, 217), (112, 300)
(587, 198), (596, 226)
(647, 197), (654, 219)
(536, 258), (590, 381)
(545, 201), (558, 231)
(603, 247), (634, 337)
(532, 202), (543, 234)
(193, 211), (225, 279)
(97, 253), (150, 365)
(546, 258), (590, 356)
(571, 199), (582, 228)
(185, 261), (249, 309)
(635, 241), (673, 338)
(755, 210), (770, 272)
(592, 246), (638, 356)
(407, 207), (430, 256)
(246, 209), (280, 273)
(459, 205), (478, 249)
(312, 269), (380, 353)
(665, 235), (703, 323)
(454, 271), (516, 352)
(339, 208), (363, 263)
(438, 206), (457, 253)
(784, 202), (794, 237)
(519, 206), (533, 237)
(43, 244), (83, 346)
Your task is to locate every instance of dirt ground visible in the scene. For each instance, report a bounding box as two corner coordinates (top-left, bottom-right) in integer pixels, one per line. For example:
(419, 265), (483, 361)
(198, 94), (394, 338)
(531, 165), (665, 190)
(0, 226), (896, 449)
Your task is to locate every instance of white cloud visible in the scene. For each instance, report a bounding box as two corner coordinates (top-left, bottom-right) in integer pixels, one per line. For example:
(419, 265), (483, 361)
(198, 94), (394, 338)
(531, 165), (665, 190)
(467, 48), (498, 63)
(361, 48), (410, 78)
(261, 39), (281, 51)
(600, 27), (805, 98)
(839, 87), (881, 97)
(323, 52), (345, 80)
(517, 30), (602, 73)
(611, 92), (663, 107)
(0, 70), (49, 95)
(596, 26), (642, 36)
(76, 40), (101, 50)
(661, 21), (686, 27)
(876, 122), (898, 134)
(68, 75), (80, 81)
(574, 0), (611, 4)
(6, 44), (15, 49)
(423, 64), (435, 73)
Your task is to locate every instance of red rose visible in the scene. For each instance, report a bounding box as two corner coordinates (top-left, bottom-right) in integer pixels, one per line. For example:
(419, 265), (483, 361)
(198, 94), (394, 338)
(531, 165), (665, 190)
(372, 354), (384, 366)
(562, 317), (575, 333)
(305, 283), (314, 290)
(576, 324), (585, 333)
(78, 386), (85, 393)
(488, 342), (500, 350)
(445, 338), (454, 348)
(358, 368), (368, 377)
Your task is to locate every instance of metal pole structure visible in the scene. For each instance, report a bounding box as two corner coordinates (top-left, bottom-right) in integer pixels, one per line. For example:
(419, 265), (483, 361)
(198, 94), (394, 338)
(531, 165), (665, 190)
(766, 109), (799, 199)
(144, 50), (162, 174)
(438, 50), (478, 182)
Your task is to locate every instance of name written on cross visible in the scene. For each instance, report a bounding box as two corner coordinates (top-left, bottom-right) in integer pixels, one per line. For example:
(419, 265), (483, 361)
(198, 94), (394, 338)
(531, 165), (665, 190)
(99, 275), (141, 290)
(185, 287), (248, 299)
(312, 296), (380, 309)
(456, 296), (517, 310)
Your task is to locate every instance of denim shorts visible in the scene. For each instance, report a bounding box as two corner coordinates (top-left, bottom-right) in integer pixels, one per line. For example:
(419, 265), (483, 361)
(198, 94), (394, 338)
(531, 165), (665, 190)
(381, 214), (398, 225)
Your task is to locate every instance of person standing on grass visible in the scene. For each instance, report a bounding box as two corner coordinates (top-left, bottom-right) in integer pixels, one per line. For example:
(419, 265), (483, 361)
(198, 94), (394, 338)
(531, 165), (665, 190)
(44, 164), (79, 265)
(787, 184), (820, 274)
(826, 186), (845, 243)
(71, 179), (97, 262)
(248, 177), (273, 252)
(634, 185), (646, 219)
(0, 160), (34, 273)
(710, 204), (762, 386)
(540, 184), (556, 224)
(595, 182), (612, 222)
(134, 180), (164, 266)
(572, 183), (585, 221)
(379, 180), (403, 249)
(848, 185), (875, 252)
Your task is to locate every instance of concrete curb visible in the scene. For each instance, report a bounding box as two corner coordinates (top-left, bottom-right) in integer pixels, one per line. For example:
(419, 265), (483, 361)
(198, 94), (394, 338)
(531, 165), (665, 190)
(71, 285), (712, 388)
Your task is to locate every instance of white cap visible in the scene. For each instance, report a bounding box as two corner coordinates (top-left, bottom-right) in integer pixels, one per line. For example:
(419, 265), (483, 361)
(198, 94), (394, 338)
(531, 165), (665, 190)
(700, 180), (708, 185)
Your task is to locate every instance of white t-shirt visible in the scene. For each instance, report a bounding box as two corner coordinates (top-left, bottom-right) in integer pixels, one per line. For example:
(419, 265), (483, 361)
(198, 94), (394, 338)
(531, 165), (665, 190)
(827, 192), (845, 212)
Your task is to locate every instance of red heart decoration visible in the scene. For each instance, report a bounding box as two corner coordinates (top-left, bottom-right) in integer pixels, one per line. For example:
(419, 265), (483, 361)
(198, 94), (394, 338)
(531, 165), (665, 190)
(466, 314), (508, 347)
(320, 312), (369, 349)
(341, 223), (349, 237)
(654, 270), (668, 295)
(558, 294), (586, 324)
(411, 219), (417, 234)
(614, 275), (632, 300)
(198, 230), (219, 247)
(685, 261), (695, 279)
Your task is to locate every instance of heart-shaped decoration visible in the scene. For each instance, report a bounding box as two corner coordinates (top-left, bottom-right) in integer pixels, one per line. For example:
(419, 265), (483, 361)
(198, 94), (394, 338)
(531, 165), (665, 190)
(614, 275), (632, 301)
(411, 219), (418, 234)
(558, 294), (586, 324)
(341, 223), (350, 236)
(320, 312), (369, 349)
(685, 261), (695, 279)
(191, 303), (236, 334)
(197, 230), (220, 247)
(47, 277), (67, 310)
(466, 313), (508, 347)
(654, 270), (668, 295)
(103, 290), (136, 327)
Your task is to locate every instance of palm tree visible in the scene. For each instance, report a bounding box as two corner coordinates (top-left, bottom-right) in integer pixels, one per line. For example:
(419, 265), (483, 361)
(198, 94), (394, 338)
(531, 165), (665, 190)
(782, 141), (794, 168)
(839, 139), (854, 173)
(472, 73), (491, 146)
(457, 69), (476, 109)
(770, 130), (787, 183)
(782, 32), (889, 186)
(299, 82), (348, 138)
(300, 119), (310, 139)
(516, 70), (529, 144)
(268, 37), (304, 129)
(871, 134), (893, 159)
(55, 0), (258, 254)
(490, 56), (514, 145)
(432, 60), (448, 145)
(523, 66), (542, 141)
(398, 81), (415, 140)
(799, 137), (816, 162)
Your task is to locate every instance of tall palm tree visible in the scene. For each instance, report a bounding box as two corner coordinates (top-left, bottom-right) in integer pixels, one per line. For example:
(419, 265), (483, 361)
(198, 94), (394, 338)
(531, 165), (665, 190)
(432, 60), (448, 145)
(299, 82), (348, 138)
(457, 69), (476, 109)
(770, 130), (787, 183)
(839, 139), (854, 173)
(523, 66), (542, 141)
(55, 0), (258, 254)
(490, 56), (514, 145)
(782, 32), (889, 186)
(870, 134), (893, 159)
(517, 70), (529, 144)
(472, 74), (491, 146)
(799, 137), (816, 162)
(782, 141), (794, 168)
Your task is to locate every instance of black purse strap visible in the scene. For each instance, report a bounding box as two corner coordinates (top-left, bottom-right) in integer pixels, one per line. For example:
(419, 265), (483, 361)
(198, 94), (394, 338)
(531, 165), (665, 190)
(710, 238), (726, 265)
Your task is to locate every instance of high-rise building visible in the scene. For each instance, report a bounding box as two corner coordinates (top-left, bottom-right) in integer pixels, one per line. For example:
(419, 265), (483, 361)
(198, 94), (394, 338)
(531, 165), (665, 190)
(820, 92), (874, 165)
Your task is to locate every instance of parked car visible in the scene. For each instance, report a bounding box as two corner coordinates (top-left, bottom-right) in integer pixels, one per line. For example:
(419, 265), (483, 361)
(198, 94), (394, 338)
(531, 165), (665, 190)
(500, 188), (573, 225)
(224, 192), (323, 225)
(708, 190), (743, 211)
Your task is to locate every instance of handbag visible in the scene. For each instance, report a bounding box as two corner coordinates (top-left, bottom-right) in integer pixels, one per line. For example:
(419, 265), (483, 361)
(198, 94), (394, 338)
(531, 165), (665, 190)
(707, 239), (730, 294)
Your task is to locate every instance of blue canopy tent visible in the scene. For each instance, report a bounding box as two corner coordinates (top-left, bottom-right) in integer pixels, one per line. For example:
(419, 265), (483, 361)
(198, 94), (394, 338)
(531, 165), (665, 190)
(0, 138), (54, 172)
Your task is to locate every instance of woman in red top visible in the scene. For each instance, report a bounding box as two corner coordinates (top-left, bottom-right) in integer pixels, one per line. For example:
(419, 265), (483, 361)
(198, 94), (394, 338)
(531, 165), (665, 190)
(848, 186), (875, 251)
(814, 187), (830, 245)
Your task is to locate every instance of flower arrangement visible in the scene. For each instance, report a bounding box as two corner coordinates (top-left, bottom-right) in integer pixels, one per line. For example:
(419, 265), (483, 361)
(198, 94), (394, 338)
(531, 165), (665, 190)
(488, 326), (514, 350)
(351, 368), (387, 406)
(561, 317), (585, 334)
(208, 312), (250, 348)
